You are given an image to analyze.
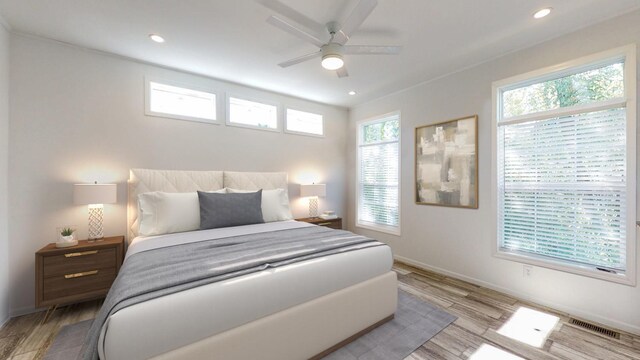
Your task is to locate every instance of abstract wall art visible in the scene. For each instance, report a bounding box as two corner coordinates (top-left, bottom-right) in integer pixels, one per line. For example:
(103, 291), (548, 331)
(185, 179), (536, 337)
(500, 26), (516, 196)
(415, 115), (478, 208)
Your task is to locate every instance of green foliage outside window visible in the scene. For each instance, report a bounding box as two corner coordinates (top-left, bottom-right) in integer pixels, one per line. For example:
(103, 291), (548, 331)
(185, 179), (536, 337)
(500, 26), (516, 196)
(503, 62), (624, 118)
(363, 119), (400, 144)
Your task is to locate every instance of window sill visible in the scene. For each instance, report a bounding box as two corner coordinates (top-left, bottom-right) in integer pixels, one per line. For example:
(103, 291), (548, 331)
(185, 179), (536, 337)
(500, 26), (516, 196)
(494, 249), (635, 286)
(145, 110), (221, 125)
(225, 121), (280, 133)
(356, 222), (401, 236)
(284, 129), (324, 138)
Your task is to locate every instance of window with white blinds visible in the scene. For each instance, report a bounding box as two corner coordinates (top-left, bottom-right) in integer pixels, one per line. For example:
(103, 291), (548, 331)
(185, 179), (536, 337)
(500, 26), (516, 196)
(357, 113), (401, 235)
(493, 46), (636, 284)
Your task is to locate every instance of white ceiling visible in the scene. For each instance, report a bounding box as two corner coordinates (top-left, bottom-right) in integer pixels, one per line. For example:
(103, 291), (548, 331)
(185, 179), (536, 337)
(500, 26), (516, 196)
(1, 0), (639, 107)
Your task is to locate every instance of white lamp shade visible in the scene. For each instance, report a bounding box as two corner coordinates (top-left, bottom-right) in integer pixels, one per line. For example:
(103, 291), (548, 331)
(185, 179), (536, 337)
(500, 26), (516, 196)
(73, 183), (117, 205)
(300, 183), (326, 197)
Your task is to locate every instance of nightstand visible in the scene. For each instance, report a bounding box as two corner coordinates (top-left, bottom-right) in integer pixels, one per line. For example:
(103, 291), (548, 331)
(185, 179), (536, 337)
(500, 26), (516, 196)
(35, 236), (124, 322)
(296, 217), (343, 230)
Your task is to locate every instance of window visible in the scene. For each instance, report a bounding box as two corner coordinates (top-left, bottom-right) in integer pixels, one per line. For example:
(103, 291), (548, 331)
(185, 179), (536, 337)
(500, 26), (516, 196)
(227, 96), (279, 131)
(145, 79), (217, 123)
(357, 113), (401, 235)
(493, 46), (636, 284)
(285, 108), (324, 136)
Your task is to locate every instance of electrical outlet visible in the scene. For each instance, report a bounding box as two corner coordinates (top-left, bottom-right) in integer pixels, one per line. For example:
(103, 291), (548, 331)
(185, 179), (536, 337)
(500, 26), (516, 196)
(523, 265), (533, 278)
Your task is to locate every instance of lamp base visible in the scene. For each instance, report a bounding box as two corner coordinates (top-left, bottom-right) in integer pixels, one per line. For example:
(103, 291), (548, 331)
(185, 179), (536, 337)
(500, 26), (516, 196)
(88, 205), (104, 241)
(308, 197), (319, 218)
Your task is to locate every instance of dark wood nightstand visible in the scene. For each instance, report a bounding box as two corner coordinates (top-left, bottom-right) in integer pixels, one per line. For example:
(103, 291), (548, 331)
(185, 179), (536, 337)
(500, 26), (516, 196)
(35, 236), (124, 322)
(296, 217), (343, 230)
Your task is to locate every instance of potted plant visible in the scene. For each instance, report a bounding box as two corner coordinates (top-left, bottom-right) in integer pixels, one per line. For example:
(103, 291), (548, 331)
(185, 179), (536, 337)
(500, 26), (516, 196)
(60, 227), (74, 239)
(56, 226), (78, 248)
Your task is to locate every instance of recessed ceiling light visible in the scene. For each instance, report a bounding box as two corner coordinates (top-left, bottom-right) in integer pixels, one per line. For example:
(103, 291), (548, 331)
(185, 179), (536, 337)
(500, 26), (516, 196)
(533, 8), (552, 19)
(348, 91), (357, 95)
(149, 34), (165, 43)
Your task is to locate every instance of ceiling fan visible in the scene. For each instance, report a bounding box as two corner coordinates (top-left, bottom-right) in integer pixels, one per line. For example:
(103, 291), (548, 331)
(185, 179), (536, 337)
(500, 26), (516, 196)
(260, 0), (402, 78)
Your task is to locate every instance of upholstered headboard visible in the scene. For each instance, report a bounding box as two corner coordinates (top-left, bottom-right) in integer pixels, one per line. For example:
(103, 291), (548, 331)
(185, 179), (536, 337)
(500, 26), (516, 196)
(223, 171), (289, 191)
(127, 169), (288, 241)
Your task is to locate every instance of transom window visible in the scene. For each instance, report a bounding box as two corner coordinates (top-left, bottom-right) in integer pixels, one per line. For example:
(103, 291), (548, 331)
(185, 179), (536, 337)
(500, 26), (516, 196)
(493, 46), (636, 284)
(227, 96), (278, 131)
(286, 108), (324, 136)
(357, 113), (401, 235)
(145, 80), (217, 123)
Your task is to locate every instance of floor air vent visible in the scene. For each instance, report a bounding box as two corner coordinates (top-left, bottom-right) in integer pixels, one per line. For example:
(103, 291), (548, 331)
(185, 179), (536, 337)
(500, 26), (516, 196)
(569, 318), (620, 339)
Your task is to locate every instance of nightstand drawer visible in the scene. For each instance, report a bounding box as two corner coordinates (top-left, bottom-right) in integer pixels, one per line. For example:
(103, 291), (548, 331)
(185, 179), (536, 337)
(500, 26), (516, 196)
(43, 248), (116, 278)
(43, 267), (117, 302)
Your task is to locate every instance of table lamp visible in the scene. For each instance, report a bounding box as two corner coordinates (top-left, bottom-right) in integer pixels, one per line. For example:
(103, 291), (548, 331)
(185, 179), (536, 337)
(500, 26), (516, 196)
(300, 183), (326, 218)
(73, 182), (117, 240)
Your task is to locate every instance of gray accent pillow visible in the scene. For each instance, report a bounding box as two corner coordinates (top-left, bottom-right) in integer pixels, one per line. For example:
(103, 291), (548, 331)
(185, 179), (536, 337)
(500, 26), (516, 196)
(198, 190), (264, 229)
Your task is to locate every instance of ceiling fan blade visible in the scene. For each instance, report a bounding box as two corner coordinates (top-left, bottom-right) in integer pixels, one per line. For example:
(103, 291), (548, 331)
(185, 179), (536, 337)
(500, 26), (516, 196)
(267, 16), (326, 48)
(258, 0), (326, 36)
(334, 0), (378, 44)
(336, 66), (349, 78)
(278, 51), (321, 68)
(343, 45), (402, 55)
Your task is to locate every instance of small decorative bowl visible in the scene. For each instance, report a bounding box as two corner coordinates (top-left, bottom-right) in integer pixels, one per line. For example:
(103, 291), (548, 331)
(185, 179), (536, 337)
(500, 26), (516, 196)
(55, 239), (79, 248)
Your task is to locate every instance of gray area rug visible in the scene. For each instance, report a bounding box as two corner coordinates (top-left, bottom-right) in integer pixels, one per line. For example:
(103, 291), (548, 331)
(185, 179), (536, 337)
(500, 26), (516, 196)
(322, 290), (456, 359)
(45, 290), (456, 360)
(44, 318), (92, 360)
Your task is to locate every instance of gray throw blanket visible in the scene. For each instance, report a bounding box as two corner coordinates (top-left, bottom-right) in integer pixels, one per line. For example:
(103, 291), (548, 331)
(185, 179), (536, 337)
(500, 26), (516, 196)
(79, 226), (386, 360)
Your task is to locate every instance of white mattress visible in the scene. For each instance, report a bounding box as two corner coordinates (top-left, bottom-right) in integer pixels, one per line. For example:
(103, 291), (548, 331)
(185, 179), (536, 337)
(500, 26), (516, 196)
(99, 221), (393, 360)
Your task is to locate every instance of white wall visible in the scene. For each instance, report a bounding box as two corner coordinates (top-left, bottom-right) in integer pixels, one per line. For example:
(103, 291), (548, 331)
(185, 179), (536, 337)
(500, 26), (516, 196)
(348, 10), (640, 334)
(8, 34), (348, 315)
(0, 20), (10, 326)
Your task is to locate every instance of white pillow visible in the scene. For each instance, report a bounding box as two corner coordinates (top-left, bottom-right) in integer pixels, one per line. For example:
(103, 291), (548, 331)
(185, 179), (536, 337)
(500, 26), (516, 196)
(137, 190), (225, 236)
(226, 188), (293, 223)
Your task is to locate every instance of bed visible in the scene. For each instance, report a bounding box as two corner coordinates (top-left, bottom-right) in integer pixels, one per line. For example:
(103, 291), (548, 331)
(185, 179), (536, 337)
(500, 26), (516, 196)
(88, 169), (397, 360)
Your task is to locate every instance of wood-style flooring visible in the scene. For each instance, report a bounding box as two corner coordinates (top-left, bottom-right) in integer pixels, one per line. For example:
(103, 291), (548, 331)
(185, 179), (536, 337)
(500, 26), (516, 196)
(1, 262), (639, 359)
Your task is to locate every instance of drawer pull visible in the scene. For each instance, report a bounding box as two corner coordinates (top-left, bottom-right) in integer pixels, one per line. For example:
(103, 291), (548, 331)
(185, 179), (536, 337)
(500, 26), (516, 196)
(317, 222), (332, 226)
(64, 250), (98, 258)
(64, 270), (99, 279)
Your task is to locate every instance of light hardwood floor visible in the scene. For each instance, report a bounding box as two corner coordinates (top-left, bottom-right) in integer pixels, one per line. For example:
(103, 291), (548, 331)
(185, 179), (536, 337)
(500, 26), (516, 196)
(1, 262), (640, 360)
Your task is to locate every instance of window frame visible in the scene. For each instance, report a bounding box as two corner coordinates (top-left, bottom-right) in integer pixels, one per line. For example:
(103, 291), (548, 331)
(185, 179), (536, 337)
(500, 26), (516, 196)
(491, 45), (637, 285)
(284, 107), (325, 137)
(144, 77), (221, 125)
(356, 111), (402, 236)
(225, 93), (281, 132)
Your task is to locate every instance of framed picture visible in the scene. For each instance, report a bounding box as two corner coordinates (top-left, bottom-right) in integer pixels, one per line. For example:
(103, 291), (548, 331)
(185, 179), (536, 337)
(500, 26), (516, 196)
(415, 115), (478, 208)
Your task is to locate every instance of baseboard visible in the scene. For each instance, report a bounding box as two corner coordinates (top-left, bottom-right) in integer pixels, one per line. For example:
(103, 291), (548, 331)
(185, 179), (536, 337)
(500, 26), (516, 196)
(10, 305), (41, 318)
(0, 315), (9, 329)
(394, 254), (640, 336)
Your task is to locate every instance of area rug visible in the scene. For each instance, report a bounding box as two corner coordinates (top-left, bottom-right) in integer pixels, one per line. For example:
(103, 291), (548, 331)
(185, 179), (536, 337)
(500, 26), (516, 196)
(44, 290), (456, 360)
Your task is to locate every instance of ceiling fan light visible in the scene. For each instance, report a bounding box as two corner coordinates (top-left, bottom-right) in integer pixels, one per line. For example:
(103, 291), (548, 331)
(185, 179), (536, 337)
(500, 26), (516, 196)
(321, 54), (344, 70)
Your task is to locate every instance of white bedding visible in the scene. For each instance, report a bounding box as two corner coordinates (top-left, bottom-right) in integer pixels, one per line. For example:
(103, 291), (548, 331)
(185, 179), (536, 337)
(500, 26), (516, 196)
(126, 220), (310, 258)
(100, 221), (393, 360)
